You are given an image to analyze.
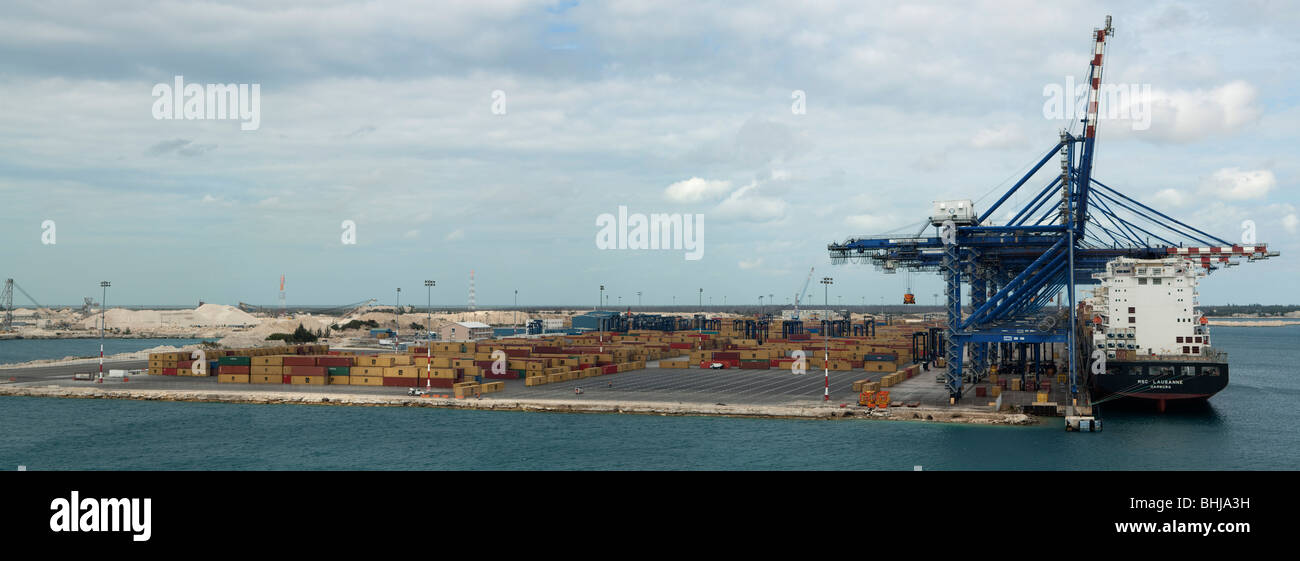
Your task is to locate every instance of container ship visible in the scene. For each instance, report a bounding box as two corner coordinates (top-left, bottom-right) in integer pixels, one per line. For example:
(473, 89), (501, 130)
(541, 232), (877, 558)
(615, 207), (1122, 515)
(1081, 257), (1227, 412)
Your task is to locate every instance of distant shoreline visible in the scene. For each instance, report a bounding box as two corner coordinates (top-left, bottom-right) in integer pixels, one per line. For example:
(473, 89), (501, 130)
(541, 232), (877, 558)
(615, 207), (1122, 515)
(1206, 319), (1300, 327)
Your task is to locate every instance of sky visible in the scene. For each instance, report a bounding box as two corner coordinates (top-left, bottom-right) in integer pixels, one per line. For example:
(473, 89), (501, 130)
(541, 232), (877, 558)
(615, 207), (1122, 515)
(1, 0), (1297, 307)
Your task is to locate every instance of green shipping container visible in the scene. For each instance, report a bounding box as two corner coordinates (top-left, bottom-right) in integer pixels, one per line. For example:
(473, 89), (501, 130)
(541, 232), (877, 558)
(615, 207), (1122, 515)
(326, 366), (350, 375)
(218, 356), (252, 366)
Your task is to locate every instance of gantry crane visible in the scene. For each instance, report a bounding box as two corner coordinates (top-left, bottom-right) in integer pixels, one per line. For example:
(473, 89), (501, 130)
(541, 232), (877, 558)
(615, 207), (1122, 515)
(828, 16), (1277, 404)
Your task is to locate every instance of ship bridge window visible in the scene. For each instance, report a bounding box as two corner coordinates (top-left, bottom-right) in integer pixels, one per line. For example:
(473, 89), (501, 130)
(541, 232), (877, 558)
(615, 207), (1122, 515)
(1180, 366), (1195, 377)
(1153, 278), (1162, 285)
(1192, 346), (1200, 354)
(1201, 366), (1220, 376)
(1182, 346), (1190, 354)
(1138, 278), (1148, 285)
(1154, 365), (1174, 377)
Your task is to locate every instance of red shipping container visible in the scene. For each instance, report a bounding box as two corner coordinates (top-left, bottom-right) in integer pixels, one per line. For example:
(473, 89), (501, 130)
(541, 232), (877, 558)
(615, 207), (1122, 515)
(222, 366), (250, 374)
(282, 356), (316, 366)
(504, 348), (531, 357)
(382, 377), (417, 387)
(177, 360), (193, 369)
(162, 368), (177, 376)
(289, 365), (324, 375)
(282, 375), (292, 384)
(602, 365), (618, 375)
(316, 357), (351, 367)
(425, 379), (454, 389)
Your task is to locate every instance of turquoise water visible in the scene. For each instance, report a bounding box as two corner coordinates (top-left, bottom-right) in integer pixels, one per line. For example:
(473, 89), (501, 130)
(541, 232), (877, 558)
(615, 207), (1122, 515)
(0, 338), (204, 365)
(0, 326), (1296, 470)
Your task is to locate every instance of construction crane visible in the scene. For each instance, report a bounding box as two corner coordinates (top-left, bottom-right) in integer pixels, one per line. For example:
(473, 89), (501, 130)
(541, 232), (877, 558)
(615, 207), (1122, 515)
(828, 15), (1278, 404)
(792, 266), (814, 320)
(2, 279), (54, 331)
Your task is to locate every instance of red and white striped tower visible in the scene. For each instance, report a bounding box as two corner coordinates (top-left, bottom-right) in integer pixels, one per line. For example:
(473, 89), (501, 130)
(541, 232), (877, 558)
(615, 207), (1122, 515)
(1083, 16), (1114, 140)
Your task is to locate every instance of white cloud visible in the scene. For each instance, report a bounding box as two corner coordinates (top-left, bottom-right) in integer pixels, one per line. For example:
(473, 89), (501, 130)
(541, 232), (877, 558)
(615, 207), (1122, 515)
(713, 181), (787, 222)
(1141, 81), (1261, 143)
(970, 124), (1025, 149)
(403, 229), (420, 238)
(1202, 168), (1276, 201)
(1150, 188), (1187, 208)
(664, 177), (732, 202)
(1283, 214), (1299, 235)
(201, 194), (217, 203)
(256, 197), (280, 207)
(445, 228), (465, 241)
(845, 213), (895, 231)
(739, 258), (764, 269)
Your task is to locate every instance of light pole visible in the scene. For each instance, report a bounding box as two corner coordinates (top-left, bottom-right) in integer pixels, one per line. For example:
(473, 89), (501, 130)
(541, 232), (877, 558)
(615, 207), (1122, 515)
(821, 277), (833, 307)
(637, 291), (642, 309)
(599, 285), (604, 311)
(395, 287), (401, 343)
(425, 280), (435, 389)
(698, 288), (703, 309)
(98, 281), (109, 382)
(759, 295), (764, 315)
(514, 289), (518, 334)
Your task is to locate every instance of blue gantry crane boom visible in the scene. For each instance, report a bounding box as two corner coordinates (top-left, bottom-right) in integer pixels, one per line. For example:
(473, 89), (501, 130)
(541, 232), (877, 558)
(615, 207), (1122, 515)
(828, 16), (1278, 404)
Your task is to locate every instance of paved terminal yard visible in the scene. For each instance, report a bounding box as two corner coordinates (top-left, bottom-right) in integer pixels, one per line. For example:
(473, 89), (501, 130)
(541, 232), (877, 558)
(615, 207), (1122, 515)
(1, 358), (1059, 415)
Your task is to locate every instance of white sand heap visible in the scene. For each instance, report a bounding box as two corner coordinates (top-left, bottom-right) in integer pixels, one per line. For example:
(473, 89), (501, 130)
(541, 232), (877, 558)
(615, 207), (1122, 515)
(79, 304), (261, 330)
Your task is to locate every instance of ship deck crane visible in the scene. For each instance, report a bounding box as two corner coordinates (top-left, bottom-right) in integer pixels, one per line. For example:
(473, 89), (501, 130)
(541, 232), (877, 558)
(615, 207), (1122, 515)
(828, 15), (1278, 404)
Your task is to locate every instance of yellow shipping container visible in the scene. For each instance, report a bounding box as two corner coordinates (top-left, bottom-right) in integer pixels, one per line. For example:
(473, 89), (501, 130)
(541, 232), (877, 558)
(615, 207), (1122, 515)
(290, 375), (325, 385)
(218, 374), (250, 384)
(251, 365), (283, 375)
(250, 374), (281, 384)
(328, 375), (350, 385)
(349, 376), (384, 386)
(383, 366), (419, 378)
(253, 356), (284, 366)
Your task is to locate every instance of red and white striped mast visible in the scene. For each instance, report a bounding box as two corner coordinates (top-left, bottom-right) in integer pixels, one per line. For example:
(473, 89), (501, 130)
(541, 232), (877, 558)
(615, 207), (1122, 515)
(98, 281), (110, 383)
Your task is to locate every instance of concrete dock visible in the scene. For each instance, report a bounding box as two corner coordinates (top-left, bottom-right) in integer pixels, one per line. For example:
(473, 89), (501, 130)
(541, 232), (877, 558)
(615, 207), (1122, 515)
(0, 359), (1040, 426)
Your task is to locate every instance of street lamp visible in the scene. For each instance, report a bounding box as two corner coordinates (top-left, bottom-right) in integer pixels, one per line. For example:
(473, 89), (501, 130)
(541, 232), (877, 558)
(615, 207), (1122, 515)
(698, 288), (703, 308)
(98, 281), (110, 381)
(395, 287), (401, 342)
(599, 285), (604, 310)
(514, 289), (518, 334)
(821, 277), (833, 307)
(425, 280), (435, 389)
(637, 291), (642, 309)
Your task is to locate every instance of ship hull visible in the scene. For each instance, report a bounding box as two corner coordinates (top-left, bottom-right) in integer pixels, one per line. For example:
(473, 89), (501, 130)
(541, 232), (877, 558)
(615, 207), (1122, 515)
(1090, 360), (1228, 403)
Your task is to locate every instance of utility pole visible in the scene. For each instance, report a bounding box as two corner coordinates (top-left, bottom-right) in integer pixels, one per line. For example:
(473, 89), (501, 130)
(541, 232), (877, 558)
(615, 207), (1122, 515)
(425, 280), (435, 389)
(98, 281), (109, 382)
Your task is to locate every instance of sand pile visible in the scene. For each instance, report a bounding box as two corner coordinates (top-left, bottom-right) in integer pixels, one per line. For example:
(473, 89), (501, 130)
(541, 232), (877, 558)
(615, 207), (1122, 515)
(77, 304), (260, 330)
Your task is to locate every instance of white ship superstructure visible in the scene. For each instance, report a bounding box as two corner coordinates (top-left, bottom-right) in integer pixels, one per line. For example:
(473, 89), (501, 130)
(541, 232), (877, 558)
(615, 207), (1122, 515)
(1087, 257), (1209, 358)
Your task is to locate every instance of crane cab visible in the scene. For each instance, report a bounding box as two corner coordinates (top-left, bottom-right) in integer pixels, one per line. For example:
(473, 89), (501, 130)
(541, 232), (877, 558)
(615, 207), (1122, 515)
(903, 293), (916, 305)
